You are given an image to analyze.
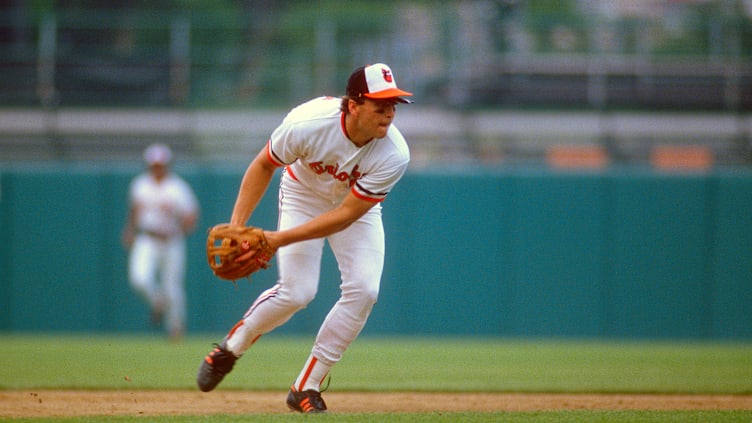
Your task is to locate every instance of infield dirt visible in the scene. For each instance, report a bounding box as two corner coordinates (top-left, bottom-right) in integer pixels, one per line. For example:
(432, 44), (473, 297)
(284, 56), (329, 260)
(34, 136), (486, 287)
(2, 391), (752, 417)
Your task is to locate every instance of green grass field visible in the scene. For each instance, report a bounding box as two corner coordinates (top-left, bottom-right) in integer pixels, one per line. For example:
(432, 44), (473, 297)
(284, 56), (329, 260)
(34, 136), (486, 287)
(2, 333), (752, 422)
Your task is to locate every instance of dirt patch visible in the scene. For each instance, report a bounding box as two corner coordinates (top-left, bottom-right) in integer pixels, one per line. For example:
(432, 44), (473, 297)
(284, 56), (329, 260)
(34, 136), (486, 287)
(2, 390), (752, 417)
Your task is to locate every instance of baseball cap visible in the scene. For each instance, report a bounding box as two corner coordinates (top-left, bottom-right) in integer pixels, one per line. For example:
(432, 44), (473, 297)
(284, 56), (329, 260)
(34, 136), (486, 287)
(144, 143), (172, 165)
(347, 63), (413, 104)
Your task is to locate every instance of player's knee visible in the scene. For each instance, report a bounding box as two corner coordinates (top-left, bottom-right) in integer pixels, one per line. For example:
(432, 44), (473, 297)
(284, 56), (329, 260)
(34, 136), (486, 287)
(278, 283), (317, 309)
(128, 275), (149, 292)
(343, 284), (379, 307)
(363, 285), (379, 304)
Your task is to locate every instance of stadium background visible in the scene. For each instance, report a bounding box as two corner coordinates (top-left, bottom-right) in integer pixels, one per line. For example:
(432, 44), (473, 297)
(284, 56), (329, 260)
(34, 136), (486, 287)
(1, 0), (751, 340)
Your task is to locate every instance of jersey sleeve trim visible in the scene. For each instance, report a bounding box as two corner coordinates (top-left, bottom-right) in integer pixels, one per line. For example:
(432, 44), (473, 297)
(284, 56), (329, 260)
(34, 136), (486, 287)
(266, 140), (286, 167)
(351, 183), (386, 203)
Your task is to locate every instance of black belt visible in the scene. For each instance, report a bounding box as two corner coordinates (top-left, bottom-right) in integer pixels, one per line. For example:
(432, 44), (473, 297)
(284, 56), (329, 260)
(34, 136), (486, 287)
(140, 230), (173, 241)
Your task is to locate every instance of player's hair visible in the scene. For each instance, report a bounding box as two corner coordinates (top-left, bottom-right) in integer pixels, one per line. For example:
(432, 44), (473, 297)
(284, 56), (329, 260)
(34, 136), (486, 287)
(340, 95), (364, 114)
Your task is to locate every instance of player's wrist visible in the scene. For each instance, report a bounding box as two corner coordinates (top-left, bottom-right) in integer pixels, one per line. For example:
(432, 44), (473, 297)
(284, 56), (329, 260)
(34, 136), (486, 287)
(263, 231), (283, 249)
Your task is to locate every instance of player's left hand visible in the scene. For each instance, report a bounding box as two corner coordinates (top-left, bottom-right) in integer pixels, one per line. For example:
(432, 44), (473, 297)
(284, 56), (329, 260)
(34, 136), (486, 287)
(206, 224), (277, 281)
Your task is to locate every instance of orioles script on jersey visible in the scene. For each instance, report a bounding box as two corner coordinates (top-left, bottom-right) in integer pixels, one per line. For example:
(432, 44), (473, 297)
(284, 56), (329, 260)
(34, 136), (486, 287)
(309, 162), (365, 187)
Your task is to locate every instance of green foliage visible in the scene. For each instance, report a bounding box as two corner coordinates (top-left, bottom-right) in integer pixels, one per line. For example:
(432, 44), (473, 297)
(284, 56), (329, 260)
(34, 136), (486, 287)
(526, 0), (579, 18)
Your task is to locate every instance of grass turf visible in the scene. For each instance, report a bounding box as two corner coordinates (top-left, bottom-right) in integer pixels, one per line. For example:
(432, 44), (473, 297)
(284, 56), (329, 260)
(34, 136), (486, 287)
(2, 334), (752, 422)
(2, 333), (751, 393)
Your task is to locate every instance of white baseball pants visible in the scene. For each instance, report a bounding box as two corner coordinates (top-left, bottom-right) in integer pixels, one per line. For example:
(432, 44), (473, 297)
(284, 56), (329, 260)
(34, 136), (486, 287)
(128, 234), (187, 335)
(225, 173), (385, 366)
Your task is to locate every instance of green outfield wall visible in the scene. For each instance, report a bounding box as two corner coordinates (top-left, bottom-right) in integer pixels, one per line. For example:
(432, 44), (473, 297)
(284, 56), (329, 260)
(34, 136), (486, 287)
(1, 165), (750, 339)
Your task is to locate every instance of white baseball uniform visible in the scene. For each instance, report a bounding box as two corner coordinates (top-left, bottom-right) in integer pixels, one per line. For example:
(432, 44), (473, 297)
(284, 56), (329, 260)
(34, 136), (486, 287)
(127, 170), (199, 337)
(224, 96), (409, 390)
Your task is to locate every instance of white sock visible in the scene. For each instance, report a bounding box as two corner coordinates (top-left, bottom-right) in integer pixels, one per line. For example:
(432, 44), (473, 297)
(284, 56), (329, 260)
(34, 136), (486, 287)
(293, 354), (331, 392)
(224, 320), (262, 356)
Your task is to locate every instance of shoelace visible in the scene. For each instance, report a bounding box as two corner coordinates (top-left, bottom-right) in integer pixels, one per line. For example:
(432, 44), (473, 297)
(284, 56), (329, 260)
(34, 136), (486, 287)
(320, 375), (331, 392)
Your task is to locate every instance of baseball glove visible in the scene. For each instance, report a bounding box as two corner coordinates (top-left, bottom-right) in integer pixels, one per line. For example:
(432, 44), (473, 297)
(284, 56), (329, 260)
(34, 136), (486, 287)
(206, 223), (276, 281)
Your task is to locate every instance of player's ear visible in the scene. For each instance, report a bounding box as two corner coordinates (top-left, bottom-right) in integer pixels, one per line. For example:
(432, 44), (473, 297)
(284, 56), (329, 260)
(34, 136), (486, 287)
(347, 98), (360, 115)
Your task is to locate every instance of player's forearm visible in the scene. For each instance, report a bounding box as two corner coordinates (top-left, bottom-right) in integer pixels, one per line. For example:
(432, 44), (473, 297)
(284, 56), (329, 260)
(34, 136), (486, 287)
(123, 205), (139, 232)
(230, 153), (276, 225)
(269, 210), (355, 248)
(181, 212), (198, 234)
(267, 195), (374, 248)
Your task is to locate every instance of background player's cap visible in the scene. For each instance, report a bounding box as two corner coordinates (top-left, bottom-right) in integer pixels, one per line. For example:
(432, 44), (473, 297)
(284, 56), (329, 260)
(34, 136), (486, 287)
(347, 63), (413, 104)
(144, 143), (172, 165)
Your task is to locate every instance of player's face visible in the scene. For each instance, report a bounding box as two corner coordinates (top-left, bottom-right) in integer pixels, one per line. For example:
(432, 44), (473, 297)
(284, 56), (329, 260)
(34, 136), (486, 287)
(357, 99), (397, 139)
(149, 163), (168, 180)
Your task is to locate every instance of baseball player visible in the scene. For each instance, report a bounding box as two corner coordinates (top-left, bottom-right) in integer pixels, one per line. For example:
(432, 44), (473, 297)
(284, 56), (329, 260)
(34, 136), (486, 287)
(197, 63), (413, 413)
(122, 143), (200, 341)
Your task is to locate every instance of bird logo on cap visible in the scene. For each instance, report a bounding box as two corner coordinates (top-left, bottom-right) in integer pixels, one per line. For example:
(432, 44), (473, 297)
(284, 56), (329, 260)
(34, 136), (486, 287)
(382, 68), (393, 83)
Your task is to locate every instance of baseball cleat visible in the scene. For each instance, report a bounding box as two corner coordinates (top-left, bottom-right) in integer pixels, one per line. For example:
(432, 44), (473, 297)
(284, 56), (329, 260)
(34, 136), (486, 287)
(196, 343), (238, 392)
(286, 387), (328, 413)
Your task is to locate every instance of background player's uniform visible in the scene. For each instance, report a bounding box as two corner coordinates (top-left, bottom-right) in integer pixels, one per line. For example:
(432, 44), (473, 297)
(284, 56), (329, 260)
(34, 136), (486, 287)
(127, 168), (199, 337)
(223, 96), (409, 389)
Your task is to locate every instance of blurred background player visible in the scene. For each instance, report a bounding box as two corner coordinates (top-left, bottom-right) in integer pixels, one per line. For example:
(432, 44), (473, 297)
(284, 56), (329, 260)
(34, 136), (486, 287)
(196, 63), (413, 413)
(122, 143), (200, 341)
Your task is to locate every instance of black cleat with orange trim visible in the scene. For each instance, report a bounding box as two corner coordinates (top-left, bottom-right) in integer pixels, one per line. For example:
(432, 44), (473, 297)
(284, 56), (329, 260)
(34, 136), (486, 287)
(197, 343), (238, 392)
(286, 387), (328, 413)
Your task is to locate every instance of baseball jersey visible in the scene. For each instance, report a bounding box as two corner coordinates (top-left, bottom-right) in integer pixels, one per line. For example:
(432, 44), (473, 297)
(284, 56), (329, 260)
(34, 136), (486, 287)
(129, 173), (198, 236)
(266, 96), (410, 203)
